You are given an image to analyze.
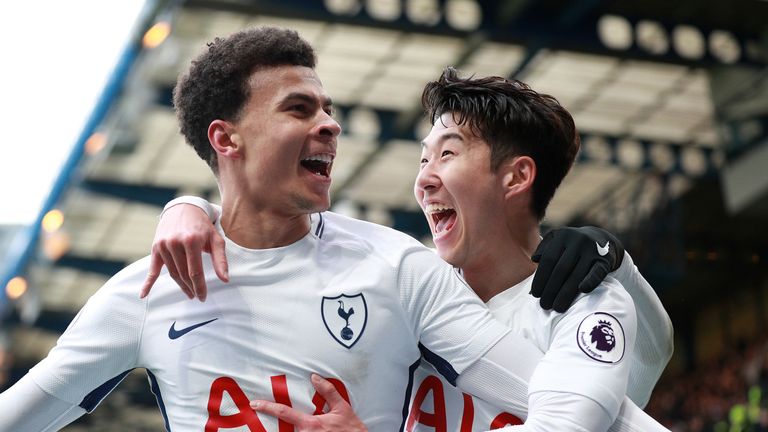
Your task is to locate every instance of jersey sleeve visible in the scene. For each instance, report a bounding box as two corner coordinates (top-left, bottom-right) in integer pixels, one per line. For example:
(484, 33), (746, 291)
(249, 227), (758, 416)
(611, 252), (674, 408)
(397, 247), (513, 381)
(481, 390), (614, 432)
(26, 258), (149, 411)
(528, 277), (638, 420)
(162, 195), (221, 223)
(0, 374), (87, 430)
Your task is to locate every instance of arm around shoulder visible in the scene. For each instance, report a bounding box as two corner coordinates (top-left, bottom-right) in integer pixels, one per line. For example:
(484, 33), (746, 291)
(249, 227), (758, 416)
(161, 195), (221, 222)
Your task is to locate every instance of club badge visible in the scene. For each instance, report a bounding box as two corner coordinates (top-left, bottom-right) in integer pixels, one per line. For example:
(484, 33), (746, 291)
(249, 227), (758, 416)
(321, 293), (368, 349)
(576, 312), (625, 363)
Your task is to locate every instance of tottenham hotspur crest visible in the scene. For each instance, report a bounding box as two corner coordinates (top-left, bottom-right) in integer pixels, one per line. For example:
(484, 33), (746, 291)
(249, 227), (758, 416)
(576, 312), (625, 363)
(321, 293), (368, 349)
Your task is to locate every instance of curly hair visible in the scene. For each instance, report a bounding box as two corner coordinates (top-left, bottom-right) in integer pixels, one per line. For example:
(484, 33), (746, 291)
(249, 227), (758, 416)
(421, 67), (580, 220)
(173, 27), (316, 174)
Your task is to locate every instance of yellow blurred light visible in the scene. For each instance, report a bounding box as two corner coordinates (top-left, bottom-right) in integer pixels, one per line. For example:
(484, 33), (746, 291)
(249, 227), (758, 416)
(42, 209), (65, 233)
(143, 21), (170, 49)
(43, 231), (71, 261)
(6, 277), (27, 300)
(85, 132), (107, 155)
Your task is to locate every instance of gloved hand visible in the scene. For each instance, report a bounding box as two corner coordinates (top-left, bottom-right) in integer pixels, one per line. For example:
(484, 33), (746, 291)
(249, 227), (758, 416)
(530, 226), (625, 313)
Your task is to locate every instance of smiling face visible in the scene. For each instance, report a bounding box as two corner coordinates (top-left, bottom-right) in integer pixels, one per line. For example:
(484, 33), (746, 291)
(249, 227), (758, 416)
(227, 65), (340, 216)
(414, 113), (508, 268)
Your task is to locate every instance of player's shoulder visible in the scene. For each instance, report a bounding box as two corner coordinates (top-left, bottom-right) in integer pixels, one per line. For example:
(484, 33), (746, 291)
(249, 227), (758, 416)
(62, 256), (154, 322)
(595, 276), (632, 302)
(318, 211), (431, 259)
(97, 255), (152, 289)
(88, 255), (161, 302)
(569, 276), (636, 318)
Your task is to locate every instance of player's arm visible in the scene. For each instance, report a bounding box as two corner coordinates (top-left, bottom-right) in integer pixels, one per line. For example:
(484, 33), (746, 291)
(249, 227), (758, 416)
(456, 279), (638, 431)
(611, 251), (674, 407)
(453, 342), (615, 432)
(141, 196), (227, 301)
(530, 226), (673, 407)
(476, 394), (670, 432)
(402, 250), (611, 430)
(0, 374), (87, 430)
(1, 261), (147, 427)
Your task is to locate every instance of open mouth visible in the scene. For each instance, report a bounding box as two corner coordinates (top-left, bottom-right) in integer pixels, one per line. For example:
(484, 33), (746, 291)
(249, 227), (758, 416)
(301, 154), (333, 178)
(426, 204), (457, 235)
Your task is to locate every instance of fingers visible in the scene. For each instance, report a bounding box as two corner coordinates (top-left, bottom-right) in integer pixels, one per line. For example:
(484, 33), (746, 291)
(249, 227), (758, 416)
(209, 232), (229, 283)
(160, 246), (194, 299)
(530, 230), (555, 264)
(251, 400), (310, 427)
(140, 251), (163, 298)
(578, 261), (610, 294)
(311, 374), (346, 408)
(186, 244), (207, 302)
(530, 240), (563, 300)
(551, 256), (590, 313)
(538, 245), (580, 310)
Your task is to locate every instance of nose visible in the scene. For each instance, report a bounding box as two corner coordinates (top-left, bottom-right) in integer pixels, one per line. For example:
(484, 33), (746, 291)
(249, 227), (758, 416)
(414, 160), (441, 195)
(316, 111), (342, 140)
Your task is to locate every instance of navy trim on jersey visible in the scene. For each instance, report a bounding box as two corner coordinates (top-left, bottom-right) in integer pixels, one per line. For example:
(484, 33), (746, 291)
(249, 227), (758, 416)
(147, 369), (171, 432)
(79, 369), (133, 412)
(398, 358), (422, 432)
(418, 343), (459, 386)
(315, 213), (325, 238)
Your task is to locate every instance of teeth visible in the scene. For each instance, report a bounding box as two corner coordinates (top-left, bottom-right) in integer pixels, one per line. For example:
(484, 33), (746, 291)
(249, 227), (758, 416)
(302, 153), (334, 163)
(425, 203), (454, 214)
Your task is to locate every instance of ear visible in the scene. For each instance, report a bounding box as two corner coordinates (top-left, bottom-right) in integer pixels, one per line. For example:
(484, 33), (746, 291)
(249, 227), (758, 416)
(208, 119), (243, 160)
(501, 156), (536, 200)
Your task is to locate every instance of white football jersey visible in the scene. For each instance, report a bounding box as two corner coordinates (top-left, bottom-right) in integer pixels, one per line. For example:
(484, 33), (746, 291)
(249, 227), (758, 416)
(406, 273), (638, 431)
(28, 212), (511, 431)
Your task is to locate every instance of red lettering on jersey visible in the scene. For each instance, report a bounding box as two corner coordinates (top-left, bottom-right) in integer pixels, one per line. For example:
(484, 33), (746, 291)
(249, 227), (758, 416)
(460, 393), (474, 432)
(405, 375), (447, 432)
(490, 412), (523, 428)
(312, 377), (351, 414)
(271, 375), (293, 432)
(205, 376), (267, 432)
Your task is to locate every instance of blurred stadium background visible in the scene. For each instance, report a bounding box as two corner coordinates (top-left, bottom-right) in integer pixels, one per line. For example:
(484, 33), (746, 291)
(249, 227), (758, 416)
(1, 0), (767, 430)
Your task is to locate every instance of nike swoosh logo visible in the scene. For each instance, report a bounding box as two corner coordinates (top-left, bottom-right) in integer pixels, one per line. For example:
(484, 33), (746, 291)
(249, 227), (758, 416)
(168, 318), (218, 340)
(596, 241), (610, 257)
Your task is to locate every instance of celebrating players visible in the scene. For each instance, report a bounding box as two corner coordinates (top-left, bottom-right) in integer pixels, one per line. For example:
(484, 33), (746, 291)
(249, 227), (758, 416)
(144, 29), (673, 431)
(0, 27), (670, 431)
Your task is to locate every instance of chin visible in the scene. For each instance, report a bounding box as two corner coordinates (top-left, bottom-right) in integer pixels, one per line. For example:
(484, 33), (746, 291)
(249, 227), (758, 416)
(294, 193), (331, 213)
(435, 247), (460, 267)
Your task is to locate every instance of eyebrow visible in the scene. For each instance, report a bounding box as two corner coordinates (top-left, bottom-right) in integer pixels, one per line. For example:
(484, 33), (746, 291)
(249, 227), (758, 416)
(420, 132), (464, 148)
(281, 92), (334, 108)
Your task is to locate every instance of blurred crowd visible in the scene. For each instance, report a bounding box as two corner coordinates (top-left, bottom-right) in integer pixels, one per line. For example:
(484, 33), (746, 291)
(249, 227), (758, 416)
(647, 335), (768, 432)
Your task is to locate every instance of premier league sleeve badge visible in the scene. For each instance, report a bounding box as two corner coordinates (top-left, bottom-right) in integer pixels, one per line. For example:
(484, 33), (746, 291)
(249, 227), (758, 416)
(576, 312), (625, 363)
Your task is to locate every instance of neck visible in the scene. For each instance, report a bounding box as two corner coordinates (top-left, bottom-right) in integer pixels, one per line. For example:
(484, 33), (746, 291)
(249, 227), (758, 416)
(461, 212), (541, 303)
(219, 194), (311, 249)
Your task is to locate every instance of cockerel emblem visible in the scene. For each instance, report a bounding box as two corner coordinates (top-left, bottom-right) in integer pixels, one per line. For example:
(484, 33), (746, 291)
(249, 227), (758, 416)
(321, 293), (368, 349)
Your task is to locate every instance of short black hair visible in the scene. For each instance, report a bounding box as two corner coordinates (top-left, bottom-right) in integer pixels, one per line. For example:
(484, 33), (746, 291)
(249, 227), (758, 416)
(421, 67), (580, 220)
(174, 26), (316, 174)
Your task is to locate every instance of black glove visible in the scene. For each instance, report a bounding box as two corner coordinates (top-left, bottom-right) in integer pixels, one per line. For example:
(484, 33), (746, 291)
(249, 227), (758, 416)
(530, 226), (625, 313)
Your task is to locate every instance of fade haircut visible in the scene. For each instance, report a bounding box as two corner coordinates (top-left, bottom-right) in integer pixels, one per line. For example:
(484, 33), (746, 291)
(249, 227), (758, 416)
(174, 26), (316, 174)
(421, 67), (580, 220)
